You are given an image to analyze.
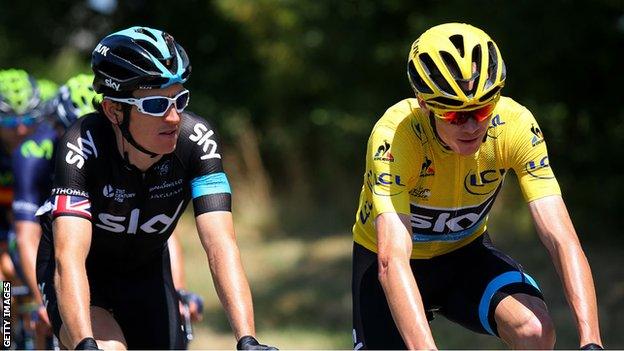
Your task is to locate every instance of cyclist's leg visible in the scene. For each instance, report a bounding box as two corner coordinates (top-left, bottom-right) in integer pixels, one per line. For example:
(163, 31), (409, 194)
(439, 233), (555, 348)
(57, 307), (127, 350)
(112, 249), (185, 349)
(494, 292), (555, 349)
(37, 232), (125, 350)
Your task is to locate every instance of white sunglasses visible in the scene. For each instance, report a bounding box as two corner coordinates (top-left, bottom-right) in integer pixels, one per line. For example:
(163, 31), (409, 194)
(105, 89), (190, 117)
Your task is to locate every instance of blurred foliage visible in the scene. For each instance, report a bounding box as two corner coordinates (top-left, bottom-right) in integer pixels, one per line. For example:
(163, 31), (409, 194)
(1, 0), (622, 237)
(3, 0), (623, 348)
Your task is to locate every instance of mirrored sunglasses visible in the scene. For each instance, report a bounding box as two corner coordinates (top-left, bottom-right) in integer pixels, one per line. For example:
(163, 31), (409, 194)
(437, 103), (496, 125)
(0, 115), (40, 128)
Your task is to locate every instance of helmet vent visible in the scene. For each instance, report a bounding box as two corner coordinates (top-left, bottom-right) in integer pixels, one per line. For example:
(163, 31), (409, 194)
(136, 40), (165, 60)
(478, 85), (501, 103)
(408, 61), (433, 94)
(485, 41), (498, 89)
(440, 51), (462, 80)
(419, 53), (455, 96)
(467, 45), (482, 96)
(449, 34), (465, 57)
(429, 96), (463, 107)
(136, 27), (158, 42)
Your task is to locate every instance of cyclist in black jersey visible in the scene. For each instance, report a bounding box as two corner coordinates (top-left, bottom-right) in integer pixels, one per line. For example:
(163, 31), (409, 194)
(36, 26), (276, 350)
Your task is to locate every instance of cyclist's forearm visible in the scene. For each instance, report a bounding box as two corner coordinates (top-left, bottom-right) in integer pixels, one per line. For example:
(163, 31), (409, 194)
(15, 220), (43, 303)
(168, 233), (186, 290)
(550, 243), (602, 345)
(207, 241), (255, 339)
(379, 258), (436, 350)
(531, 196), (602, 346)
(54, 258), (93, 347)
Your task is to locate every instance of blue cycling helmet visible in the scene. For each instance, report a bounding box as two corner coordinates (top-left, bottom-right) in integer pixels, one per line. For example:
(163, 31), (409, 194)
(91, 26), (191, 95)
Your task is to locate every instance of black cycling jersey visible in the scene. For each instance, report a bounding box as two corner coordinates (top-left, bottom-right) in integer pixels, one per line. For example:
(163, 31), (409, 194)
(36, 111), (232, 347)
(37, 111), (231, 273)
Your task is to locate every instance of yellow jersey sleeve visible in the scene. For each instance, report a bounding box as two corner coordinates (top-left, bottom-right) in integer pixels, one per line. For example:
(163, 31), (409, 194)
(507, 108), (561, 202)
(366, 122), (421, 217)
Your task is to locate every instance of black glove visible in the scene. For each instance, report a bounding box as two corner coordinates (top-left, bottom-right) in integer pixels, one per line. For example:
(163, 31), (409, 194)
(581, 343), (604, 350)
(75, 337), (102, 350)
(236, 335), (278, 350)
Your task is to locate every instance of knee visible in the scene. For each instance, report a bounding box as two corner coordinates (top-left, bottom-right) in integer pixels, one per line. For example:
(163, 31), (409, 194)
(514, 311), (556, 349)
(97, 339), (128, 350)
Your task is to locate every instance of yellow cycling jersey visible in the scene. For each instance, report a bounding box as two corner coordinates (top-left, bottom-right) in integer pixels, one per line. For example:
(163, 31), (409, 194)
(352, 96), (561, 259)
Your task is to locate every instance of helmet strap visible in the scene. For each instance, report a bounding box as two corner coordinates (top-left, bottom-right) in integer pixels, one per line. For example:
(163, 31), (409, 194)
(117, 109), (159, 158)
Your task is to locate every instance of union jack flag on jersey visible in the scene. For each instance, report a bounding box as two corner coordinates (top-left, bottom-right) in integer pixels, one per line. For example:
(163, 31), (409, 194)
(50, 195), (92, 220)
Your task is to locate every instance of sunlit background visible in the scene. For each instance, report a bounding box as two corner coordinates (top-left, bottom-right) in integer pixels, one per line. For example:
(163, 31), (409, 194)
(1, 0), (623, 348)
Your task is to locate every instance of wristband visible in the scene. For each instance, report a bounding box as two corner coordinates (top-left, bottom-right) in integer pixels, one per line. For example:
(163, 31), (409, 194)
(581, 343), (604, 350)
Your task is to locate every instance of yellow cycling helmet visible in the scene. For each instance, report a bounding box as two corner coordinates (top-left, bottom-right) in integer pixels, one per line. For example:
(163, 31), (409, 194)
(407, 23), (506, 114)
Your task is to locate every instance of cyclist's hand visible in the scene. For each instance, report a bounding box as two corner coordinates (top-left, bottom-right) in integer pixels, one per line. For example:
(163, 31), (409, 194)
(35, 305), (53, 335)
(188, 298), (203, 322)
(236, 335), (278, 350)
(581, 343), (604, 350)
(37, 305), (52, 327)
(178, 289), (204, 322)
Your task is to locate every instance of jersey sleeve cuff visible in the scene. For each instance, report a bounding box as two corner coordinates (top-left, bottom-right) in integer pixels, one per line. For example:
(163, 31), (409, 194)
(193, 193), (232, 216)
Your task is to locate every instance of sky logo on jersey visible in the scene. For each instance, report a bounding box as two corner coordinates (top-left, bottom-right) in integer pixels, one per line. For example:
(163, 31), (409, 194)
(50, 195), (92, 220)
(526, 156), (554, 179)
(463, 168), (507, 195)
(409, 192), (498, 242)
(189, 123), (221, 160)
(373, 141), (394, 162)
(21, 139), (54, 160)
(530, 124), (544, 147)
(65, 130), (98, 169)
(95, 200), (184, 234)
(419, 156), (435, 177)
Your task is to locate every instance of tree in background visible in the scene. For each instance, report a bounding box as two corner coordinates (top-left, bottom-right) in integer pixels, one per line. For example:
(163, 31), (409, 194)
(1, 0), (622, 239)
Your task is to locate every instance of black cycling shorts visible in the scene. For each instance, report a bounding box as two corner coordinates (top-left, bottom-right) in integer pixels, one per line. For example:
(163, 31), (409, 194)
(36, 237), (186, 350)
(352, 233), (544, 350)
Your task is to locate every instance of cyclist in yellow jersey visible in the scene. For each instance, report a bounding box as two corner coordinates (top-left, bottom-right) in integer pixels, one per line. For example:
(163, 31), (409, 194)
(351, 23), (603, 350)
